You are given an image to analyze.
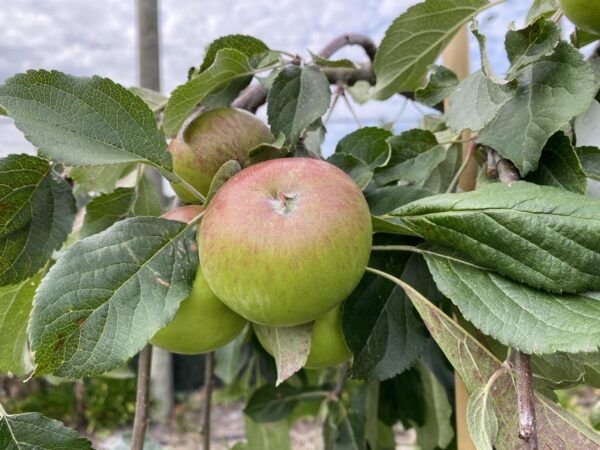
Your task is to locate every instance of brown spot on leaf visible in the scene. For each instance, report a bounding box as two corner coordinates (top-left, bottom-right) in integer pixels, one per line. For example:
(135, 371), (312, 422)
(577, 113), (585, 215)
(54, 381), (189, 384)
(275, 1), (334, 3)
(54, 334), (65, 352)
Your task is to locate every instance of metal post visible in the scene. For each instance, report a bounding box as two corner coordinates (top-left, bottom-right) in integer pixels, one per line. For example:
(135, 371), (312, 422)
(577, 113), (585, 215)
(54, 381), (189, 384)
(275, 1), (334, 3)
(137, 0), (173, 423)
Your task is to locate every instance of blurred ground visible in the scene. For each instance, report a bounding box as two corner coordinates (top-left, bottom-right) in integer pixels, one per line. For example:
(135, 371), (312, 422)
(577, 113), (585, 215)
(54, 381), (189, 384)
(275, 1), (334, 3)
(91, 391), (418, 450)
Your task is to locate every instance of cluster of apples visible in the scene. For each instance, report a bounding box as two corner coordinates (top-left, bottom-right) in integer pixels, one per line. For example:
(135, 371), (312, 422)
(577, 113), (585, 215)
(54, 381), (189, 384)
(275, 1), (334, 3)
(151, 108), (373, 369)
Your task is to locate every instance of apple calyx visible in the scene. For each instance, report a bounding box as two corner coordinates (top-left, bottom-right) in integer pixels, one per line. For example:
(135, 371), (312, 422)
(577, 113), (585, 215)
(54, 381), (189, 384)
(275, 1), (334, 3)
(270, 191), (298, 215)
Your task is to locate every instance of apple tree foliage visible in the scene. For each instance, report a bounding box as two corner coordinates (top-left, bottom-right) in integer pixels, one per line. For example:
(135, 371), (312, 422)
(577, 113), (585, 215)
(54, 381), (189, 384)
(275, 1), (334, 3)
(1, 0), (600, 448)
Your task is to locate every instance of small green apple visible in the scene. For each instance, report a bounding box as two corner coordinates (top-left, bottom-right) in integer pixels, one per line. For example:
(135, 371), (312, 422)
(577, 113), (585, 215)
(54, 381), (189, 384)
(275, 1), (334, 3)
(169, 107), (273, 202)
(256, 305), (352, 369)
(559, 0), (600, 35)
(198, 158), (372, 326)
(150, 206), (246, 354)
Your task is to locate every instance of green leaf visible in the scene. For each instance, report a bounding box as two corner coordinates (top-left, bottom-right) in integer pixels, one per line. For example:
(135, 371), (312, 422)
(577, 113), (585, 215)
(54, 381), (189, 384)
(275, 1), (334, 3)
(371, 216), (415, 236)
(365, 185), (433, 216)
(367, 267), (600, 449)
(526, 0), (559, 24)
(80, 189), (136, 238)
(467, 386), (498, 450)
(163, 49), (264, 136)
(470, 20), (504, 83)
(342, 241), (427, 381)
(129, 86), (168, 112)
(372, 0), (489, 98)
(245, 384), (323, 423)
(68, 163), (135, 194)
(28, 216), (197, 378)
(571, 28), (600, 49)
(478, 42), (597, 175)
(323, 399), (366, 450)
(310, 51), (358, 69)
(0, 106), (6, 116)
(199, 34), (269, 72)
(205, 160), (242, 205)
(505, 17), (560, 75)
(415, 362), (454, 450)
(0, 272), (43, 374)
(201, 51), (278, 111)
(267, 66), (331, 145)
(327, 153), (373, 190)
(347, 81), (371, 105)
(425, 249), (600, 353)
(446, 71), (516, 133)
(0, 154), (76, 286)
(253, 323), (312, 385)
(374, 129), (447, 186)
(79, 176), (160, 239)
(80, 174), (161, 238)
(378, 366), (426, 427)
(577, 146), (600, 181)
(0, 411), (93, 449)
(248, 132), (287, 162)
(415, 65), (458, 107)
(392, 181), (600, 293)
(0, 70), (170, 173)
(133, 173), (162, 216)
(257, 67), (282, 91)
(244, 415), (291, 450)
(303, 120), (327, 156)
(335, 127), (392, 169)
(525, 132), (586, 193)
(214, 327), (248, 384)
(418, 142), (462, 193)
(533, 351), (600, 389)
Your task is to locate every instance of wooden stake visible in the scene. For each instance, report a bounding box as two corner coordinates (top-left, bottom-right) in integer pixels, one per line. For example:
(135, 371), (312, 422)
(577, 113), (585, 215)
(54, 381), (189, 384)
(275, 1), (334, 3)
(443, 26), (477, 193)
(201, 352), (215, 450)
(131, 345), (153, 450)
(443, 26), (477, 450)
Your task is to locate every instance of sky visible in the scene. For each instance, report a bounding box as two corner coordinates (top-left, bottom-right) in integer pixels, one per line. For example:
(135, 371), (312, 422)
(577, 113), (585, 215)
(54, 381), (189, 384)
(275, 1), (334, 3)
(0, 0), (533, 157)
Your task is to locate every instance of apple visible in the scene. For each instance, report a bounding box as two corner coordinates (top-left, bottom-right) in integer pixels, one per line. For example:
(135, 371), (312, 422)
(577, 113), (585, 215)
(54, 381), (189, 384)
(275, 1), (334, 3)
(150, 206), (246, 354)
(559, 0), (600, 35)
(198, 158), (373, 326)
(255, 305), (352, 369)
(169, 107), (274, 202)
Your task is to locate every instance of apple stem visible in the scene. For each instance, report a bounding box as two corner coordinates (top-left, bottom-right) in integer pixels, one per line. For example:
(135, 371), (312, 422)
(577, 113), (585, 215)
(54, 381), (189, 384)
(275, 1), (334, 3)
(332, 362), (349, 398)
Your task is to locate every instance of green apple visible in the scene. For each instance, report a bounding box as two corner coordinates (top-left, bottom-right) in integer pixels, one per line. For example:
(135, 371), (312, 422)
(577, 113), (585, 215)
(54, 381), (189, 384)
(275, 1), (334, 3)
(169, 107), (274, 202)
(150, 206), (246, 354)
(559, 0), (600, 35)
(256, 305), (352, 369)
(198, 158), (372, 326)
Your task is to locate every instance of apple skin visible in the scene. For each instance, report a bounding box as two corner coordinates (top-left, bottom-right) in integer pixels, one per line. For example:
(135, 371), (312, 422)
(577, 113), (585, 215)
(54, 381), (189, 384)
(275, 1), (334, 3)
(256, 305), (352, 369)
(169, 107), (274, 202)
(198, 158), (373, 326)
(150, 206), (247, 354)
(559, 0), (600, 35)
